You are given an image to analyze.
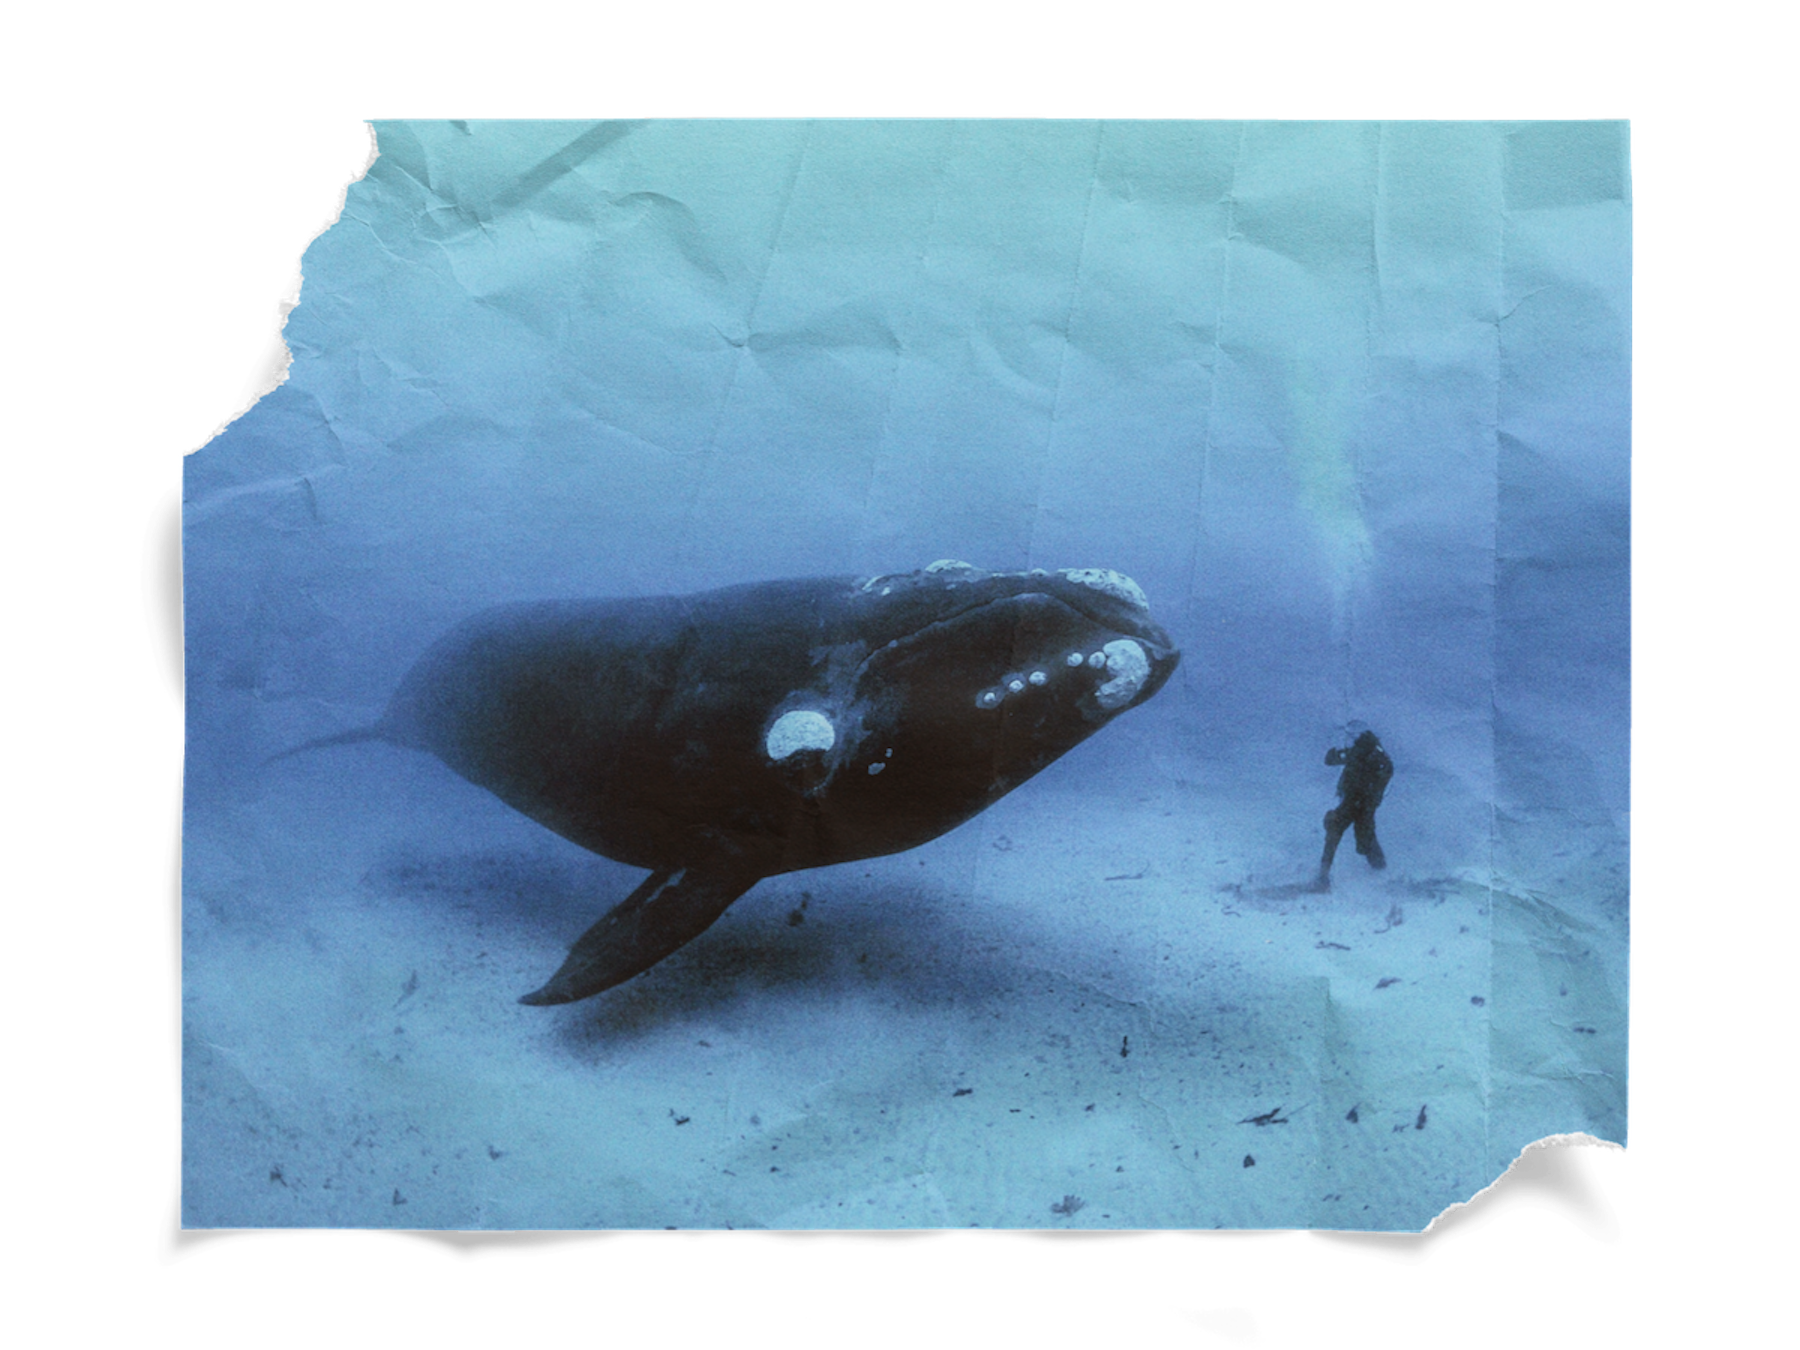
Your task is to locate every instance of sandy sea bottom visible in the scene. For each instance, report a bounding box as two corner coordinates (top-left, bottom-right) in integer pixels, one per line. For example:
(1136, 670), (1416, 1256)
(183, 747), (1625, 1231)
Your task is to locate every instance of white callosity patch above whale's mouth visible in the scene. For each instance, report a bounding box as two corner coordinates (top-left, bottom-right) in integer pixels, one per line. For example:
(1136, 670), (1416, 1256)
(853, 563), (1169, 658)
(860, 562), (1150, 615)
(1057, 568), (1149, 613)
(1093, 639), (1151, 710)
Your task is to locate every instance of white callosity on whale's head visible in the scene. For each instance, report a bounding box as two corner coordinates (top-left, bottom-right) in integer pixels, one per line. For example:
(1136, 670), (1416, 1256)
(1058, 568), (1149, 612)
(765, 709), (836, 760)
(1094, 639), (1151, 710)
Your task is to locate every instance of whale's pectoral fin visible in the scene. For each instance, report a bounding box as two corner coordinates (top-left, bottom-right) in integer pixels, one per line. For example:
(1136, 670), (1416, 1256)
(519, 859), (763, 1006)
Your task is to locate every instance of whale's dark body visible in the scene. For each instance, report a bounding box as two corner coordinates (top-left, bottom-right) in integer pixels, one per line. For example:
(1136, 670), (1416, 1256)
(338, 562), (1179, 1004)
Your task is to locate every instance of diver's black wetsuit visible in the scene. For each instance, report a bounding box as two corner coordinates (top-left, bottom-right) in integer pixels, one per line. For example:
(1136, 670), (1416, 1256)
(1318, 730), (1393, 886)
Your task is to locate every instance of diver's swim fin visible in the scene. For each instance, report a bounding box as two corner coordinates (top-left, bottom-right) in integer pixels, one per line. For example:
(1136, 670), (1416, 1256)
(519, 863), (762, 1005)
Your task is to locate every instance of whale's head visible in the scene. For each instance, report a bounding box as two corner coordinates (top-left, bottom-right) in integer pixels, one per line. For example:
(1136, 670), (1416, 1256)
(761, 562), (1179, 860)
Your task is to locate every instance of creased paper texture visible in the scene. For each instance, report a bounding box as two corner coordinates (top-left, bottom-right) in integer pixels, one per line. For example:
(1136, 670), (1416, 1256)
(182, 120), (1629, 1231)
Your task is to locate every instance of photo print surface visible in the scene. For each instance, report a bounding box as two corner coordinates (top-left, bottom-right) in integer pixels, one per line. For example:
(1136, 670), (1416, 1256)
(182, 120), (1629, 1230)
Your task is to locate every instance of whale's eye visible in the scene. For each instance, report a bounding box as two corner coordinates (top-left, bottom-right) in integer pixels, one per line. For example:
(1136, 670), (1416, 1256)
(766, 709), (835, 760)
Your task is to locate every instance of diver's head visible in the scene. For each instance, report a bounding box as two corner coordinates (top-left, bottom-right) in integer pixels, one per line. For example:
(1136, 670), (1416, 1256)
(1353, 729), (1380, 751)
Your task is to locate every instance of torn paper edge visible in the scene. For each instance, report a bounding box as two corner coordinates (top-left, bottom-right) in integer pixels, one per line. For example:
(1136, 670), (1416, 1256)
(190, 122), (380, 454)
(1417, 1132), (1622, 1236)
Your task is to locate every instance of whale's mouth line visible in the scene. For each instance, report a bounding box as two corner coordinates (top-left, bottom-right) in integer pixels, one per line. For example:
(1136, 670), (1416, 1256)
(1052, 595), (1176, 659)
(851, 590), (1177, 701)
(855, 592), (1072, 677)
(851, 566), (1176, 657)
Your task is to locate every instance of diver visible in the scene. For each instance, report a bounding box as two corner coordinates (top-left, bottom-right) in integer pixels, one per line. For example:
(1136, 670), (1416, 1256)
(1313, 728), (1393, 890)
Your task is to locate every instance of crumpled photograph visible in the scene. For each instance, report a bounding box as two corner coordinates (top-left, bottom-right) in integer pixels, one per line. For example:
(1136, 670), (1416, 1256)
(181, 119), (1629, 1231)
